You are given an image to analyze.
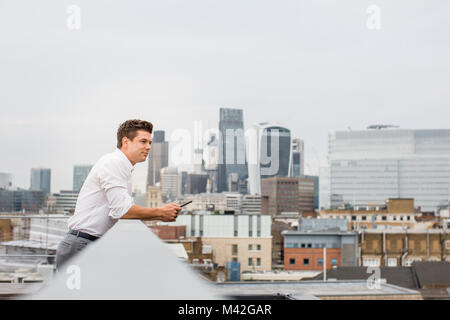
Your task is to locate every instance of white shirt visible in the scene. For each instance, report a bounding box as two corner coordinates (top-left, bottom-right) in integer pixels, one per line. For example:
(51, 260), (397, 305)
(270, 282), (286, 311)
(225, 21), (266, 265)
(68, 149), (135, 237)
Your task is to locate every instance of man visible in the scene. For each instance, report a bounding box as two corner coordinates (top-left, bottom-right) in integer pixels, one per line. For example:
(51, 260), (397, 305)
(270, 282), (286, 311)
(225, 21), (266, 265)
(56, 119), (181, 270)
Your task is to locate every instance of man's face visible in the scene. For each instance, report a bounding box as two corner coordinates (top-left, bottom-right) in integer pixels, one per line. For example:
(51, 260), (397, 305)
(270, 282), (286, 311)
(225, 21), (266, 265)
(122, 130), (152, 165)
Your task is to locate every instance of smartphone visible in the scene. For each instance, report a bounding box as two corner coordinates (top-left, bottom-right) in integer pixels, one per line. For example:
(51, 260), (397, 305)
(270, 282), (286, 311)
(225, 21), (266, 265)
(180, 200), (192, 207)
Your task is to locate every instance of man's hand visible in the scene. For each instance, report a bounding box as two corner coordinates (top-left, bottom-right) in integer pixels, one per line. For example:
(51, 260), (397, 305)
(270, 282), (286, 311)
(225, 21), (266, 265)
(158, 203), (182, 222)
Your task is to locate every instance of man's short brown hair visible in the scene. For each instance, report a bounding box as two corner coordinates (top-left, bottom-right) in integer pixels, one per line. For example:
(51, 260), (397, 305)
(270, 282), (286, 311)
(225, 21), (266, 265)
(117, 119), (153, 148)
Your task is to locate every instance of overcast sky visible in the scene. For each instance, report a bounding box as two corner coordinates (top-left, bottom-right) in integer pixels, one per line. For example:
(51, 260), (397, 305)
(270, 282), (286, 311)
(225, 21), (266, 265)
(1, 0), (449, 193)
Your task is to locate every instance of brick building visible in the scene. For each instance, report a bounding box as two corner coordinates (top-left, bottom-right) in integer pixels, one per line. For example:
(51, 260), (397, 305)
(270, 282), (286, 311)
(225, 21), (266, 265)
(261, 177), (299, 215)
(298, 176), (315, 213)
(320, 198), (422, 230)
(359, 229), (450, 267)
(282, 230), (357, 271)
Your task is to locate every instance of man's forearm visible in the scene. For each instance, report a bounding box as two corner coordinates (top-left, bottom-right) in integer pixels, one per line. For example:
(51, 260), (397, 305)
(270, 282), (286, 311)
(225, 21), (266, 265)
(121, 205), (162, 220)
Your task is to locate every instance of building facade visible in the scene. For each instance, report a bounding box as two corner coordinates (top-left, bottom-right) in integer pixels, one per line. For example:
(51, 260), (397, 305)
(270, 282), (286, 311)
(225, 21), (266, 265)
(261, 177), (299, 216)
(298, 176), (315, 213)
(359, 229), (450, 267)
(241, 195), (262, 215)
(147, 130), (169, 186)
(160, 167), (181, 201)
(186, 173), (208, 195)
(30, 168), (51, 195)
(320, 198), (420, 231)
(289, 139), (304, 177)
(218, 108), (248, 193)
(248, 123), (291, 195)
(0, 173), (12, 190)
(146, 185), (163, 208)
(283, 230), (358, 271)
(73, 165), (93, 191)
(321, 128), (450, 212)
(161, 214), (272, 274)
(0, 190), (45, 212)
(54, 190), (79, 213)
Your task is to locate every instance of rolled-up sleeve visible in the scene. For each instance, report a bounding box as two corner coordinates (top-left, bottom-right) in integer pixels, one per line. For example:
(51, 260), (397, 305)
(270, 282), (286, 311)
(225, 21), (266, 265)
(98, 159), (133, 219)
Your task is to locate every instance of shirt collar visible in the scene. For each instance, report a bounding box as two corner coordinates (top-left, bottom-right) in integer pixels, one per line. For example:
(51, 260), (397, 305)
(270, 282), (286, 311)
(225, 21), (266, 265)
(115, 148), (135, 173)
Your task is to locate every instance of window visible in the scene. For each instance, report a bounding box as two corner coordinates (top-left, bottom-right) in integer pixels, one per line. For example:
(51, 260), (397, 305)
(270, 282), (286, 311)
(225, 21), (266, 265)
(248, 258), (253, 266)
(248, 244), (253, 251)
(286, 243), (293, 248)
(400, 216), (404, 221)
(232, 257), (238, 263)
(388, 258), (397, 267)
(303, 258), (310, 265)
(232, 244), (238, 256)
(352, 216), (357, 221)
(407, 216), (411, 221)
(393, 216), (397, 221)
(249, 231), (253, 237)
(301, 243), (306, 248)
(307, 243), (312, 248)
(234, 231), (238, 237)
(289, 258), (296, 265)
(293, 243), (299, 248)
(257, 258), (261, 266)
(317, 258), (323, 266)
(362, 216), (367, 221)
(363, 257), (380, 267)
(382, 216), (387, 221)
(257, 244), (261, 251)
(331, 259), (337, 266)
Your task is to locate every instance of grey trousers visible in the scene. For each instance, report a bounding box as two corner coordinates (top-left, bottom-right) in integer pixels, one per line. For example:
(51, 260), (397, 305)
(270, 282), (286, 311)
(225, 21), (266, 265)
(55, 233), (95, 271)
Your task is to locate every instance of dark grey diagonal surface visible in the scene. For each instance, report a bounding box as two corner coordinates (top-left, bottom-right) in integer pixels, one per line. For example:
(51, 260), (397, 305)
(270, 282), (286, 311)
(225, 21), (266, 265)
(27, 220), (224, 299)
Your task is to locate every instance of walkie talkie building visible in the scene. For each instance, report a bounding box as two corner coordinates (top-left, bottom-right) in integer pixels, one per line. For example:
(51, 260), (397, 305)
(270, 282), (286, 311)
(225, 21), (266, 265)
(247, 123), (292, 195)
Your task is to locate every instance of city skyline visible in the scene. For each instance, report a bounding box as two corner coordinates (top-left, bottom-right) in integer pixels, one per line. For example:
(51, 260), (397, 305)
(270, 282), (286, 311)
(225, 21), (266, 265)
(1, 1), (450, 193)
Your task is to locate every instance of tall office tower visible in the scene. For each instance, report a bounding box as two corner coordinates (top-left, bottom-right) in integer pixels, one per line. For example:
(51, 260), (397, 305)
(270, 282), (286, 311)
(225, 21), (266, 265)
(298, 176), (315, 213)
(321, 126), (450, 211)
(289, 139), (304, 177)
(205, 133), (219, 193)
(147, 130), (169, 186)
(186, 173), (208, 195)
(247, 123), (292, 195)
(217, 108), (248, 193)
(0, 173), (12, 190)
(160, 167), (181, 201)
(30, 167), (51, 195)
(303, 175), (319, 210)
(180, 171), (188, 195)
(73, 165), (93, 191)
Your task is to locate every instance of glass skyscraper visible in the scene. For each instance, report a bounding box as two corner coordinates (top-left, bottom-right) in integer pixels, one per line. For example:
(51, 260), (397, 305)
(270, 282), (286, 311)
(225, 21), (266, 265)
(218, 108), (248, 192)
(30, 167), (51, 195)
(247, 123), (291, 195)
(289, 138), (304, 177)
(320, 127), (450, 211)
(73, 165), (93, 191)
(147, 130), (169, 186)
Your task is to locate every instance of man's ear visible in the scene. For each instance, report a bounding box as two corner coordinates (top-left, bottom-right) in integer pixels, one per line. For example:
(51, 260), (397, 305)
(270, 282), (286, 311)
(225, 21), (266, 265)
(122, 136), (128, 147)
